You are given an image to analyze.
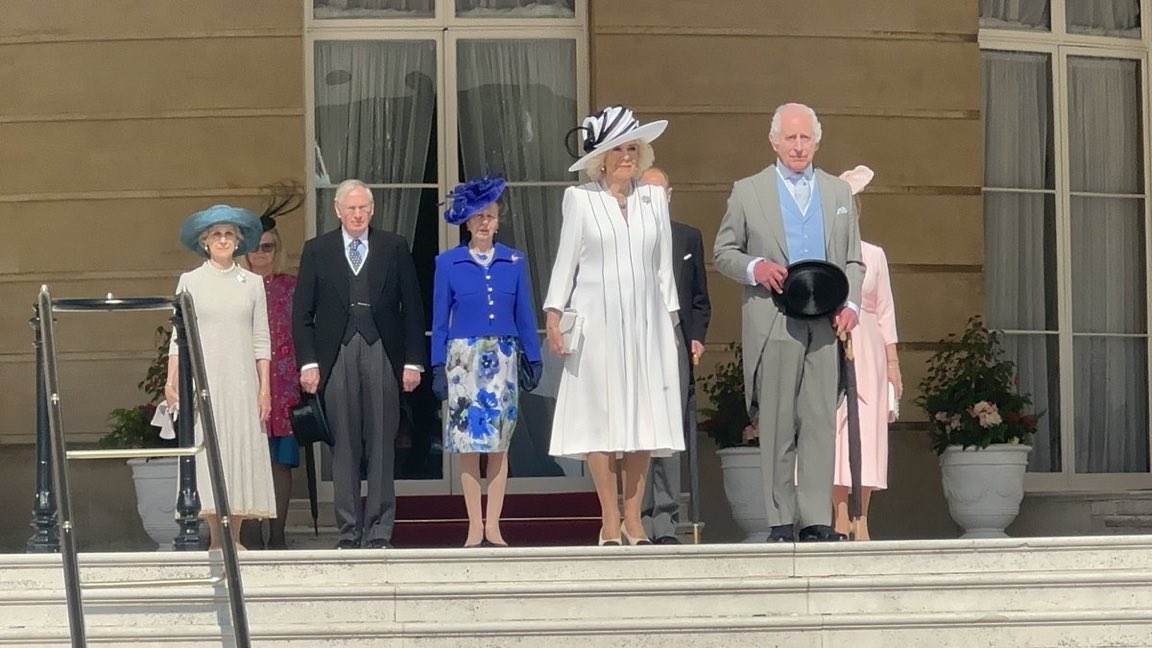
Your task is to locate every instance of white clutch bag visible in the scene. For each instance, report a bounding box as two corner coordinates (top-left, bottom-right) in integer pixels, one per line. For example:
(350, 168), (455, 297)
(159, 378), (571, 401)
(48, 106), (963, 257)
(558, 309), (584, 353)
(888, 383), (900, 420)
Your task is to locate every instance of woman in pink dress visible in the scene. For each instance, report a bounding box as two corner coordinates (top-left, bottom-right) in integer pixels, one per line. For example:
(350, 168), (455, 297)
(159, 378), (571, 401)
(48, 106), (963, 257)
(833, 165), (902, 541)
(243, 221), (300, 549)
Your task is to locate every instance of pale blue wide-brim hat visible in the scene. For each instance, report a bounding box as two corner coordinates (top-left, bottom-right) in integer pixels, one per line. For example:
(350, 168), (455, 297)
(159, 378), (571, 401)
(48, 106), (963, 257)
(179, 205), (264, 257)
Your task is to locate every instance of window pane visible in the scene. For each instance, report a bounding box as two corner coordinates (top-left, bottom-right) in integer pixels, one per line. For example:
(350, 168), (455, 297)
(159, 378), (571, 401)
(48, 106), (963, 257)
(314, 40), (437, 185)
(1001, 334), (1061, 472)
(985, 192), (1058, 331)
(979, 0), (1050, 31)
(1070, 197), (1146, 334)
(1067, 57), (1143, 195)
(314, 0), (435, 19)
(456, 0), (574, 18)
(1073, 337), (1149, 473)
(1067, 0), (1141, 38)
(982, 51), (1054, 190)
(457, 39), (578, 183)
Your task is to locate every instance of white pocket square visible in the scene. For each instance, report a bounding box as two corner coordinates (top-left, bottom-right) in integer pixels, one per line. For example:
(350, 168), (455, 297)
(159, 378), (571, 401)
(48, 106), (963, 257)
(683, 253), (693, 260)
(836, 206), (848, 215)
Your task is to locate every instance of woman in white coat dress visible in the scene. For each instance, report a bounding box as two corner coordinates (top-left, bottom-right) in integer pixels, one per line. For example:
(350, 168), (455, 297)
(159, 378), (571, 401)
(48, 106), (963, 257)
(545, 106), (684, 546)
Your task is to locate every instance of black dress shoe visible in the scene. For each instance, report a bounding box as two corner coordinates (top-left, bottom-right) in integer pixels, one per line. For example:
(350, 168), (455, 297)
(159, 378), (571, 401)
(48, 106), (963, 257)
(797, 525), (847, 542)
(767, 524), (796, 543)
(335, 538), (360, 550)
(653, 536), (681, 545)
(365, 538), (393, 549)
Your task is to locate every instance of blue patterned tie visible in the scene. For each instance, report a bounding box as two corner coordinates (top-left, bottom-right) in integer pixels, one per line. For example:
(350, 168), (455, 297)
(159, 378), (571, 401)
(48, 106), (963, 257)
(793, 175), (811, 211)
(349, 238), (363, 273)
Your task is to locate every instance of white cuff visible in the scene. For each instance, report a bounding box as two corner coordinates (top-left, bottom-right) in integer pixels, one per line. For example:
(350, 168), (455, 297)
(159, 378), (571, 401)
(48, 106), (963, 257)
(745, 257), (764, 286)
(845, 301), (860, 314)
(299, 363), (319, 373)
(405, 364), (425, 373)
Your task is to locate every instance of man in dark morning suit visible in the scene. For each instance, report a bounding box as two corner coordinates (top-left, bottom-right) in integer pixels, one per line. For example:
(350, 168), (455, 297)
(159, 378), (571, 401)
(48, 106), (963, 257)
(293, 179), (427, 549)
(640, 168), (712, 544)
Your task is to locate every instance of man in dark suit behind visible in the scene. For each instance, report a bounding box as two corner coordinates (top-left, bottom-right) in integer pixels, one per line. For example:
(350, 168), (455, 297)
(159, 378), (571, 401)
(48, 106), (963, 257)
(293, 179), (427, 549)
(640, 167), (712, 544)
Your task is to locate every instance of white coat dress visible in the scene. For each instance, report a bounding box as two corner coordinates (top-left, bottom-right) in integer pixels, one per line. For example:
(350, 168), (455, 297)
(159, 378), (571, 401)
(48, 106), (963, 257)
(543, 181), (685, 459)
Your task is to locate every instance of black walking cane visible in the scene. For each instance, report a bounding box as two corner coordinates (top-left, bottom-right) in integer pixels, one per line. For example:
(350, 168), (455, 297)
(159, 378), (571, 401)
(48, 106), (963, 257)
(303, 444), (320, 535)
(688, 353), (703, 544)
(839, 333), (864, 539)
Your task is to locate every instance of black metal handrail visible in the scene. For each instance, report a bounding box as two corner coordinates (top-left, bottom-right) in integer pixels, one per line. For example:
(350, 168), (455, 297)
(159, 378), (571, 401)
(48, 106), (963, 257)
(33, 288), (251, 647)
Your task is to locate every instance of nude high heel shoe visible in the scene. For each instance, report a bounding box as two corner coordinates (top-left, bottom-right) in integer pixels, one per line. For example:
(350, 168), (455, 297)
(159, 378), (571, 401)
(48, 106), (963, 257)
(620, 527), (651, 546)
(598, 530), (621, 546)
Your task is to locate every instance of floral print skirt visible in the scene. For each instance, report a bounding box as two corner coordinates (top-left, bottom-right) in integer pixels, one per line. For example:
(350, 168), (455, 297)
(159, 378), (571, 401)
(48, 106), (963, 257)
(444, 336), (520, 453)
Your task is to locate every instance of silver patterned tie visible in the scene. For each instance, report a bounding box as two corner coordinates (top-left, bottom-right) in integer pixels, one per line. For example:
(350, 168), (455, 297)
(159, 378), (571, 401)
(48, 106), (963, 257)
(349, 238), (363, 273)
(794, 176), (811, 211)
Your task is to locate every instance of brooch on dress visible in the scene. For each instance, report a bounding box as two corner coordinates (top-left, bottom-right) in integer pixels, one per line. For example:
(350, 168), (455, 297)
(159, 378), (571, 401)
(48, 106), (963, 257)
(511, 254), (520, 263)
(237, 274), (246, 284)
(641, 195), (651, 205)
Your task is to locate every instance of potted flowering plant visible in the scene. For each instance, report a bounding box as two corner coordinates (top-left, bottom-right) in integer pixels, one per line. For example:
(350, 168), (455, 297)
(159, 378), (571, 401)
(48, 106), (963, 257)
(917, 316), (1041, 538)
(98, 325), (180, 549)
(698, 342), (769, 541)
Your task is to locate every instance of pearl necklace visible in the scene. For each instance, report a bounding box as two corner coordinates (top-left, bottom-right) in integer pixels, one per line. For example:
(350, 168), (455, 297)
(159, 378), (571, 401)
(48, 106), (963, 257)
(208, 261), (237, 273)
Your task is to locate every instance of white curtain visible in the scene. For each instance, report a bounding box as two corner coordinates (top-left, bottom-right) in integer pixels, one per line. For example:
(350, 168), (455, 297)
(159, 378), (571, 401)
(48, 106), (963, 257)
(456, 38), (577, 323)
(983, 50), (1062, 471)
(455, 0), (574, 18)
(1066, 0), (1141, 37)
(313, 0), (434, 19)
(979, 0), (1050, 30)
(314, 40), (437, 242)
(1066, 56), (1148, 472)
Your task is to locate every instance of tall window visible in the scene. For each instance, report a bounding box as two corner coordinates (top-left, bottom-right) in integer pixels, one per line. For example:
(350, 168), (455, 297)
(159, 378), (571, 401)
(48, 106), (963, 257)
(305, 1), (588, 489)
(980, 0), (1151, 488)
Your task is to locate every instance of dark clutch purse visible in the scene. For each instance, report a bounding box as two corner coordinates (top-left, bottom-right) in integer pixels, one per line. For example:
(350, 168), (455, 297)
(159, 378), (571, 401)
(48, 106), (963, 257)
(290, 392), (334, 447)
(518, 354), (540, 393)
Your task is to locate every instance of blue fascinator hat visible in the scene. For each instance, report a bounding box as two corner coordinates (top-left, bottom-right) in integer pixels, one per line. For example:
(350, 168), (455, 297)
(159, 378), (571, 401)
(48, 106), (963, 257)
(444, 177), (507, 226)
(179, 204), (264, 257)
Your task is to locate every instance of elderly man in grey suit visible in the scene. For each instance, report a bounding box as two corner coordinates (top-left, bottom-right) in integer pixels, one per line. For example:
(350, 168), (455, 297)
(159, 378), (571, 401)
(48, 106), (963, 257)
(713, 103), (863, 543)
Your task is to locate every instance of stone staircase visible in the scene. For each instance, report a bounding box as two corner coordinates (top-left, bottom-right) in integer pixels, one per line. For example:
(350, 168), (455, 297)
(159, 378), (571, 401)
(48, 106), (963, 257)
(3, 536), (1152, 647)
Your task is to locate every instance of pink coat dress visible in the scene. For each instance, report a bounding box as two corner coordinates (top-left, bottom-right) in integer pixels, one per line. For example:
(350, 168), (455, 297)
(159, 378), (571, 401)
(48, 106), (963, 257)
(834, 242), (898, 490)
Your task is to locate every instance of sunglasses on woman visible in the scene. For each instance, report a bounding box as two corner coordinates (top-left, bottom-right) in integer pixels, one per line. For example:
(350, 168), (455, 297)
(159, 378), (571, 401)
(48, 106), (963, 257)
(253, 243), (277, 253)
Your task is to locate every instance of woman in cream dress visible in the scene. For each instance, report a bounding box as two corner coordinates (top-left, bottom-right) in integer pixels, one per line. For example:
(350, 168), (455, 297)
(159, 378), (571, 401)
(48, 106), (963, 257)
(165, 204), (277, 550)
(544, 106), (684, 546)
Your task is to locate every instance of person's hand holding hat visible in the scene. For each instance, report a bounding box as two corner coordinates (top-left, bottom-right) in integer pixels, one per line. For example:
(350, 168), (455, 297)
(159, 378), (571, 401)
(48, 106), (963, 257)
(753, 260), (789, 293)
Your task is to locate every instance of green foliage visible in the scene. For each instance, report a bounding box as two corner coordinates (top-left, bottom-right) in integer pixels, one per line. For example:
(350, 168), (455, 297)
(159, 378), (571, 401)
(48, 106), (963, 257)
(97, 326), (177, 450)
(697, 342), (754, 450)
(916, 316), (1040, 455)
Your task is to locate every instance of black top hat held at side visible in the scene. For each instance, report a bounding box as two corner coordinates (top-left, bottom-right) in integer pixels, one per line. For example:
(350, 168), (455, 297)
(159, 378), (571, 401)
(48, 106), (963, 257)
(772, 259), (850, 319)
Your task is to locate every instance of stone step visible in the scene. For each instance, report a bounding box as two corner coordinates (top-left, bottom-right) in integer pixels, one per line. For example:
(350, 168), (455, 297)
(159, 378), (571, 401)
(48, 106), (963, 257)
(2, 609), (1152, 647)
(3, 568), (1152, 628)
(7, 536), (1152, 589)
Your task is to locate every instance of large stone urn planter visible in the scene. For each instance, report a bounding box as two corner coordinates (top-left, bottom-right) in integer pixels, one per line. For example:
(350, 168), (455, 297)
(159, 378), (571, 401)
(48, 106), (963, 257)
(940, 443), (1032, 539)
(127, 456), (179, 550)
(717, 446), (771, 542)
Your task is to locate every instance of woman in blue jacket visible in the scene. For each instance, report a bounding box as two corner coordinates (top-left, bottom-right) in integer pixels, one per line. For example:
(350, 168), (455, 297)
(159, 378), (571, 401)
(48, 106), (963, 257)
(431, 177), (543, 547)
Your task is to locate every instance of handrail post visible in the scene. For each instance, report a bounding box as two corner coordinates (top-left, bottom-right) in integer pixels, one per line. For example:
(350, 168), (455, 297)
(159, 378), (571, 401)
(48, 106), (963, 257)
(171, 302), (203, 551)
(27, 302), (59, 553)
(38, 288), (87, 647)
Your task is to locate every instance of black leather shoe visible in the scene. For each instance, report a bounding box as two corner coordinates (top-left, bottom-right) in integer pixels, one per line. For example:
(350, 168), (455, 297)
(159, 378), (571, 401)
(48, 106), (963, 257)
(653, 536), (681, 545)
(335, 538), (360, 550)
(767, 524), (795, 543)
(365, 538), (393, 549)
(797, 525), (847, 542)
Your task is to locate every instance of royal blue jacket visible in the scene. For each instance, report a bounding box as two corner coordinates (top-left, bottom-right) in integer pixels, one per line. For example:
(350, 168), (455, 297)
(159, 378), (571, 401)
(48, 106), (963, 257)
(430, 243), (543, 367)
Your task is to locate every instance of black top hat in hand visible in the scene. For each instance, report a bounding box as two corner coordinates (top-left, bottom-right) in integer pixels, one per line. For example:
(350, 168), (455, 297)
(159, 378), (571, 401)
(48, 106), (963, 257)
(772, 259), (850, 319)
(291, 392), (333, 447)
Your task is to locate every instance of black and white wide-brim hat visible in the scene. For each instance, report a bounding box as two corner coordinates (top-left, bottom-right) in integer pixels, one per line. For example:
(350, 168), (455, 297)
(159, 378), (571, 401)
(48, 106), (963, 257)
(565, 105), (668, 173)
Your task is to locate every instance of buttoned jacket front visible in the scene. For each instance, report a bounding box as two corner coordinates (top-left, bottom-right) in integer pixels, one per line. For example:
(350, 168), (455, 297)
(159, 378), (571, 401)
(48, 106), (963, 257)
(430, 243), (542, 367)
